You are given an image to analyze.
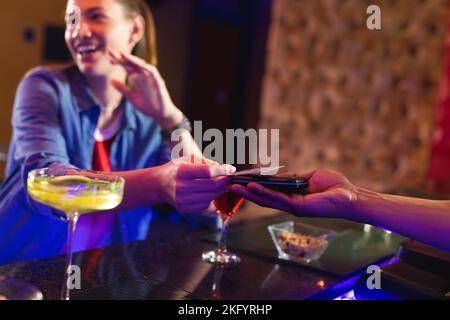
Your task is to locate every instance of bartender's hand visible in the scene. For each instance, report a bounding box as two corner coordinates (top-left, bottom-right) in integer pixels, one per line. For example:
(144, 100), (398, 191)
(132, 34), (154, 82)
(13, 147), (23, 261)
(230, 169), (357, 219)
(109, 50), (184, 129)
(156, 156), (236, 214)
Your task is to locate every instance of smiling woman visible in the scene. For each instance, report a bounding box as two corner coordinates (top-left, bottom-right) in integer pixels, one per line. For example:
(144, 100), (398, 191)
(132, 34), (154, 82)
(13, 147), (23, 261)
(0, 0), (233, 265)
(64, 0), (154, 76)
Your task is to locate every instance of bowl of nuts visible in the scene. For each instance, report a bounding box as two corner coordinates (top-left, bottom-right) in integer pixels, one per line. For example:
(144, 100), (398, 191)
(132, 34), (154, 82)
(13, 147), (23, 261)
(268, 221), (336, 264)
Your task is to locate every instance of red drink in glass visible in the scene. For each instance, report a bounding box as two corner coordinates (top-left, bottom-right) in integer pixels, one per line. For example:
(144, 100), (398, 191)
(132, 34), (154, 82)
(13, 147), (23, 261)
(202, 191), (244, 266)
(214, 192), (244, 221)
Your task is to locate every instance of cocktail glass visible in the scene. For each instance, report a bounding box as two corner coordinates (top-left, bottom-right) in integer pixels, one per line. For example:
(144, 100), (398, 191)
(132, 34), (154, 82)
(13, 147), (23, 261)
(202, 192), (244, 266)
(27, 167), (124, 300)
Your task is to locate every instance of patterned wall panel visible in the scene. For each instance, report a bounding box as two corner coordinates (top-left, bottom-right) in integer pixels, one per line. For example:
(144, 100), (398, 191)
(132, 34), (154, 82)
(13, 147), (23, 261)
(259, 0), (449, 192)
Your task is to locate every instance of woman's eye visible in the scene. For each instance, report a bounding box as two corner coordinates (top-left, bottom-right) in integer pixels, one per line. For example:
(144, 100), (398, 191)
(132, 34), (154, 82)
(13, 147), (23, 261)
(90, 13), (106, 21)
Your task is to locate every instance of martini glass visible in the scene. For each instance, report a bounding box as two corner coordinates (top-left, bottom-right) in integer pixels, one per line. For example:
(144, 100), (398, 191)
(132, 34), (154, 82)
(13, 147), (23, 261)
(202, 192), (244, 266)
(27, 167), (124, 300)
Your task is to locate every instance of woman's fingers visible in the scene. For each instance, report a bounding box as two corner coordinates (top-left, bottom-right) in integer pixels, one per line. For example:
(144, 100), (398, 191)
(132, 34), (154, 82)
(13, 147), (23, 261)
(181, 176), (230, 195)
(120, 51), (159, 75)
(200, 157), (219, 166)
(114, 51), (165, 87)
(111, 79), (134, 100)
(109, 50), (146, 76)
(110, 50), (152, 75)
(172, 154), (217, 165)
(177, 163), (235, 180)
(210, 164), (236, 177)
(176, 190), (225, 204)
(109, 51), (140, 73)
(190, 176), (231, 190)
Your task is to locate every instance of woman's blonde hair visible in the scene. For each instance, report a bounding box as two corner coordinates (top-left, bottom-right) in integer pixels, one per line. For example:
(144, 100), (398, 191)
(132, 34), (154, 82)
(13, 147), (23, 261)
(117, 0), (158, 66)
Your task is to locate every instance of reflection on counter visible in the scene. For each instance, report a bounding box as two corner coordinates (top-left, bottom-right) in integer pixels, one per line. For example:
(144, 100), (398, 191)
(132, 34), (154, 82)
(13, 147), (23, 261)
(210, 266), (225, 300)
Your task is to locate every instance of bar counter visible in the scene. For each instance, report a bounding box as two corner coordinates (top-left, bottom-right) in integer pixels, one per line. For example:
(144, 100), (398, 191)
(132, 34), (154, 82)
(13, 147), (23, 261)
(0, 208), (401, 300)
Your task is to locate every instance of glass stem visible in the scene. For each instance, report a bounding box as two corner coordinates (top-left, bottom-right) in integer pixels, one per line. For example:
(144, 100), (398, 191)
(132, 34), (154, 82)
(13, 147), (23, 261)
(61, 211), (79, 301)
(218, 217), (230, 253)
(211, 266), (224, 300)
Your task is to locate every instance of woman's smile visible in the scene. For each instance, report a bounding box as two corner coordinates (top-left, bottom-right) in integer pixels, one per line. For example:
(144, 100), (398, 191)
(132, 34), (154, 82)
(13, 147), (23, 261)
(65, 0), (137, 76)
(74, 41), (103, 64)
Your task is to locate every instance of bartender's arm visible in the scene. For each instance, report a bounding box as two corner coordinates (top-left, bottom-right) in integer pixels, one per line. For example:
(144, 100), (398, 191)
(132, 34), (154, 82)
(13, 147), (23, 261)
(231, 169), (450, 252)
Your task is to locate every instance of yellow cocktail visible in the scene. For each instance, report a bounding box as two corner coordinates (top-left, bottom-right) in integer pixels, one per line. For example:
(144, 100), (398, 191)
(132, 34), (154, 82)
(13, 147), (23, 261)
(27, 168), (125, 300)
(27, 175), (123, 214)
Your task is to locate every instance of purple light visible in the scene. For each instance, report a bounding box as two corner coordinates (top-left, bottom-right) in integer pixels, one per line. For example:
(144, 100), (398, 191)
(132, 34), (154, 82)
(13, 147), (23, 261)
(330, 257), (399, 300)
(334, 290), (356, 300)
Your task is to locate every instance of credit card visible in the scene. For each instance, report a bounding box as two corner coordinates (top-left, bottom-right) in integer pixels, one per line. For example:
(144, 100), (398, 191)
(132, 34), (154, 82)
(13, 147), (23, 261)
(227, 166), (285, 176)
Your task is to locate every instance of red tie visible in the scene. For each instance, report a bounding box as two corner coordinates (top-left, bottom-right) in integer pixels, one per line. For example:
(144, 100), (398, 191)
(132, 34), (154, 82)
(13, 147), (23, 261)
(84, 136), (115, 279)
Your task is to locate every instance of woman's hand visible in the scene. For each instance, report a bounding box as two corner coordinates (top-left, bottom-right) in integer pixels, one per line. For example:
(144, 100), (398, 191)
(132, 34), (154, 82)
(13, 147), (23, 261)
(109, 50), (183, 129)
(230, 169), (358, 219)
(155, 156), (236, 214)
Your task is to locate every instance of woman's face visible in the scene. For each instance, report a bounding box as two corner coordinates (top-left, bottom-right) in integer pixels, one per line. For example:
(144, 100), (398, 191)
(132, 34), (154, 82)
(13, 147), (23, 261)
(65, 0), (140, 77)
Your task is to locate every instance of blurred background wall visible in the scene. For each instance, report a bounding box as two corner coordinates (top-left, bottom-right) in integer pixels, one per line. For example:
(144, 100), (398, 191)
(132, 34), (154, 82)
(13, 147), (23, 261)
(0, 0), (67, 177)
(259, 0), (448, 193)
(1, 0), (450, 196)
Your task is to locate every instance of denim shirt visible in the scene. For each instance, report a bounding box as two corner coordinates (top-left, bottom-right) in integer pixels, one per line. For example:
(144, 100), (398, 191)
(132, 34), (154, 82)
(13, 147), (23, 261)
(0, 65), (169, 265)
